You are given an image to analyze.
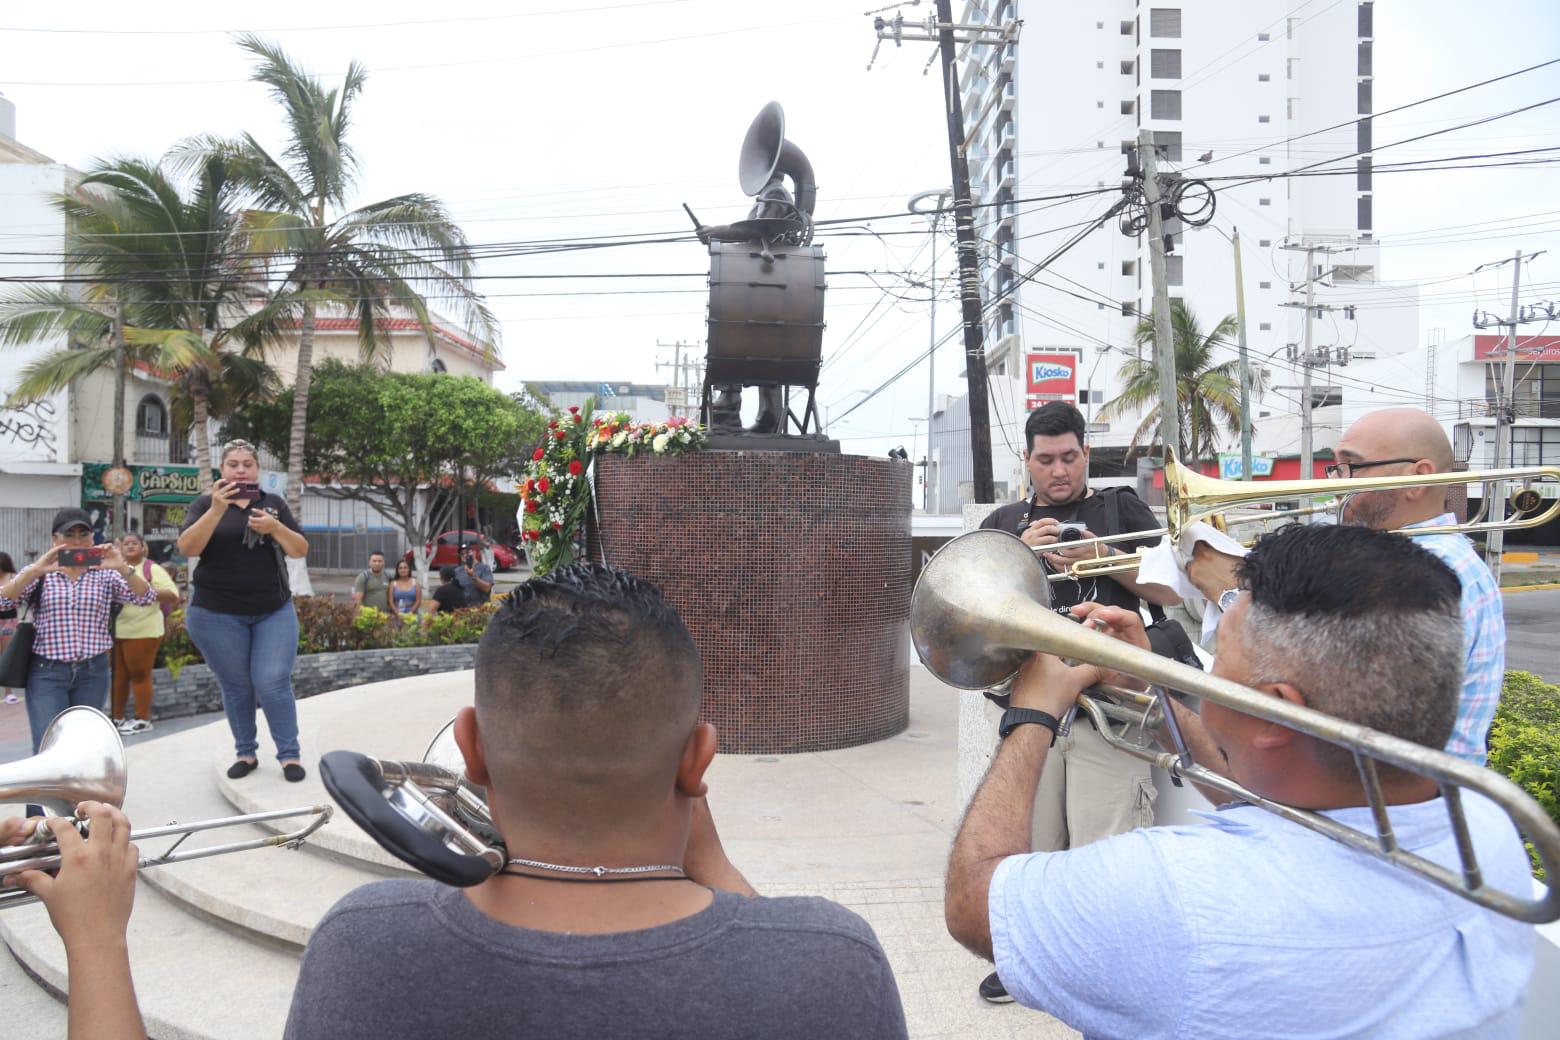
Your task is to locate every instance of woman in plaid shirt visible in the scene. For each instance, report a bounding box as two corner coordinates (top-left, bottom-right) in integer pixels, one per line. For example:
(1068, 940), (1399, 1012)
(0, 508), (155, 798)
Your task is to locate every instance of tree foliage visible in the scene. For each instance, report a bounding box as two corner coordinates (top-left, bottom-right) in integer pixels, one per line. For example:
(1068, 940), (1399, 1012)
(1098, 300), (1269, 464)
(229, 360), (542, 580)
(1488, 670), (1560, 880)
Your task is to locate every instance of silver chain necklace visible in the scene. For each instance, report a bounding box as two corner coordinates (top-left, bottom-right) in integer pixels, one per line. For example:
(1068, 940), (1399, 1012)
(504, 856), (685, 879)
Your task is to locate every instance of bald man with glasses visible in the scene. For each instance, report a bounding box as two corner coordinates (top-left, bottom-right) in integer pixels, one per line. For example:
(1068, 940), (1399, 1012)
(1184, 407), (1505, 764)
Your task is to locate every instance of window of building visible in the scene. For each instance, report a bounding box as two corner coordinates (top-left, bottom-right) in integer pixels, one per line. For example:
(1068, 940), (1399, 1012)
(1259, 281), (1272, 289)
(1259, 322), (1272, 331)
(1097, 60), (1105, 69)
(1259, 198), (1271, 207)
(1166, 255), (1184, 285)
(136, 395), (168, 436)
(1098, 101), (1105, 108)
(1121, 301), (1134, 316)
(1149, 9), (1181, 37)
(1097, 21), (1105, 30)
(1121, 99), (1136, 115)
(1358, 195), (1373, 231)
(1357, 117), (1372, 153)
(1120, 20), (1135, 35)
(1259, 239), (1271, 247)
(1359, 2), (1373, 37)
(1150, 90), (1182, 119)
(1259, 156), (1272, 165)
(1358, 79), (1372, 115)
(1258, 72), (1271, 82)
(1357, 157), (1372, 191)
(1258, 114), (1271, 124)
(1150, 49), (1181, 78)
(1257, 32), (1271, 42)
(1121, 60), (1135, 75)
(1359, 41), (1372, 76)
(1154, 130), (1182, 161)
(1122, 260), (1136, 276)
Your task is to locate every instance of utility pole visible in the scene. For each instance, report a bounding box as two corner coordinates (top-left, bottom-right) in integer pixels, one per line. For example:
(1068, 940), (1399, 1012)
(869, 6), (1021, 503)
(1231, 228), (1254, 480)
(1280, 242), (1343, 482)
(1473, 249), (1546, 580)
(655, 340), (699, 419)
(910, 189), (950, 513)
(1139, 130), (1180, 462)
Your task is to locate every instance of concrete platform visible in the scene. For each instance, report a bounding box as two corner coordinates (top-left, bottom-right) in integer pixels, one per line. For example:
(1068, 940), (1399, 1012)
(0, 667), (1078, 1040)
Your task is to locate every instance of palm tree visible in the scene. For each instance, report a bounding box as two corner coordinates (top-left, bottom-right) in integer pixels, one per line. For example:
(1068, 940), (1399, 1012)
(179, 34), (498, 523)
(1098, 300), (1268, 464)
(0, 157), (289, 488)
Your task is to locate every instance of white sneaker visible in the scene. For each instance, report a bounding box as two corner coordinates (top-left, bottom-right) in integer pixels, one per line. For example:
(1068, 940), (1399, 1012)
(124, 719), (153, 735)
(114, 718), (135, 733)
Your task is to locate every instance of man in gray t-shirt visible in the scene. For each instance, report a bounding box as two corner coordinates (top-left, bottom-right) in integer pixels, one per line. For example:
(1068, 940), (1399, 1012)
(285, 562), (906, 1039)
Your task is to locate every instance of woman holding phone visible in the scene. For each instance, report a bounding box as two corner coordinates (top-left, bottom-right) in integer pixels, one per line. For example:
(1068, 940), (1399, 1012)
(177, 440), (311, 782)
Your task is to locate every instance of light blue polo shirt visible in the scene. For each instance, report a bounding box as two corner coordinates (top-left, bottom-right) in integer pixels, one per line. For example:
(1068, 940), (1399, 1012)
(990, 793), (1535, 1039)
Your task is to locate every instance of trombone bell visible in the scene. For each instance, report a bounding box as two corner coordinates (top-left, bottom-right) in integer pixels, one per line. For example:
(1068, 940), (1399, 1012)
(0, 706), (126, 816)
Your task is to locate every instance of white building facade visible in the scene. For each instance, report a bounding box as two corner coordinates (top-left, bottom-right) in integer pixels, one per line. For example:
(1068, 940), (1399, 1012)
(931, 0), (1417, 508)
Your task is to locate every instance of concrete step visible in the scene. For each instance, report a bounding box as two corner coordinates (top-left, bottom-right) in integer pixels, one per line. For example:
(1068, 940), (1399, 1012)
(0, 938), (68, 1039)
(0, 880), (299, 1040)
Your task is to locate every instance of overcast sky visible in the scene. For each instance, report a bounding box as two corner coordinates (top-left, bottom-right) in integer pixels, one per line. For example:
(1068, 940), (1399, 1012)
(3, 0), (1557, 459)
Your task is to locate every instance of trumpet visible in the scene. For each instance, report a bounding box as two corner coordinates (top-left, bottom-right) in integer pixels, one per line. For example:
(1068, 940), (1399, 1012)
(913, 529), (1560, 923)
(1042, 455), (1559, 582)
(0, 706), (332, 910)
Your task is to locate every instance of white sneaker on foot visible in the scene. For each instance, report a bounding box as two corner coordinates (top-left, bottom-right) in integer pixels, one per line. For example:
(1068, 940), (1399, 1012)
(124, 719), (153, 734)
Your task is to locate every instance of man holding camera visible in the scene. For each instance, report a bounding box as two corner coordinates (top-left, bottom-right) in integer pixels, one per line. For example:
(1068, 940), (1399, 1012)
(451, 541), (494, 608)
(973, 402), (1179, 1004)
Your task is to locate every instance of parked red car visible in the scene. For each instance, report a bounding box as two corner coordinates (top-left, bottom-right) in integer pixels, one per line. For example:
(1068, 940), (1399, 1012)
(405, 530), (520, 572)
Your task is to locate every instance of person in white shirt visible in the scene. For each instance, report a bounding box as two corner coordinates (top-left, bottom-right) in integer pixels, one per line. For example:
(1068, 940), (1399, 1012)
(945, 523), (1535, 1040)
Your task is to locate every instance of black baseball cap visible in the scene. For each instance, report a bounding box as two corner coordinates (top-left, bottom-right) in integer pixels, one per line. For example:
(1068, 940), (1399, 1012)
(51, 507), (94, 534)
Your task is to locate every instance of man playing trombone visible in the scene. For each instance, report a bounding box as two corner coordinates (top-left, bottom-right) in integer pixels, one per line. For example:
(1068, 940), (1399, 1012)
(945, 523), (1534, 1038)
(1184, 407), (1505, 763)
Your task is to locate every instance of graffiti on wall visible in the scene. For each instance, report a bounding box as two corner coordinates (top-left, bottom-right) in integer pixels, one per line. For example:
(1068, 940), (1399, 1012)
(0, 399), (59, 456)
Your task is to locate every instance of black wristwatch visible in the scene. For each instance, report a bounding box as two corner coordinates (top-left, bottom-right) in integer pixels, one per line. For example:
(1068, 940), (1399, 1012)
(999, 707), (1061, 744)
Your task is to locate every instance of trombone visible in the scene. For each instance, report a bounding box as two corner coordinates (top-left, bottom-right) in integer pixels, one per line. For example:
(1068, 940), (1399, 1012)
(1041, 455), (1559, 582)
(913, 529), (1560, 924)
(0, 706), (332, 910)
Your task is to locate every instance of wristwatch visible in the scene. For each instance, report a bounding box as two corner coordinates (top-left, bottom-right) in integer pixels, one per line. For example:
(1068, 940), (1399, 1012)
(1217, 588), (1240, 611)
(999, 707), (1061, 744)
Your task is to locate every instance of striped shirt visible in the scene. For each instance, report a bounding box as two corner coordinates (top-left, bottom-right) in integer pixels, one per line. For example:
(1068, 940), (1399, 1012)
(0, 569), (155, 662)
(1407, 514), (1505, 764)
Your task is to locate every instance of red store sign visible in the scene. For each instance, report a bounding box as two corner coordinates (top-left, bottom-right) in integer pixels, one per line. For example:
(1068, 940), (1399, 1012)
(1026, 350), (1080, 409)
(1473, 334), (1560, 363)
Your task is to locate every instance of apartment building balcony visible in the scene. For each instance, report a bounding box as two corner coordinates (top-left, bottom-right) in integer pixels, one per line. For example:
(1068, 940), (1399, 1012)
(133, 432), (192, 466)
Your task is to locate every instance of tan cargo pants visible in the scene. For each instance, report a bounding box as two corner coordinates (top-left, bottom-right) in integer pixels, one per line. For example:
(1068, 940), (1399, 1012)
(982, 696), (1157, 852)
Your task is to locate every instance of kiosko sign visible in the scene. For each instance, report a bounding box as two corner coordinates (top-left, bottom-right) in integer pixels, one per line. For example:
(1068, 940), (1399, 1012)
(1026, 351), (1080, 408)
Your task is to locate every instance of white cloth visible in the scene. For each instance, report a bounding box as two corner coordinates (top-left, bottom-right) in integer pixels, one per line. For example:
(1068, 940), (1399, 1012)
(1136, 522), (1249, 646)
(989, 792), (1535, 1040)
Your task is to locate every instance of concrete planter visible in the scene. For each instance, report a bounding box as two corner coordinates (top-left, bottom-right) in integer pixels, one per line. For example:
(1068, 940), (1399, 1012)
(147, 644), (477, 721)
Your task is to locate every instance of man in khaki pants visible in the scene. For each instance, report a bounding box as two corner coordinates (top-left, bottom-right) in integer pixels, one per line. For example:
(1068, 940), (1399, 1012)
(974, 402), (1180, 1003)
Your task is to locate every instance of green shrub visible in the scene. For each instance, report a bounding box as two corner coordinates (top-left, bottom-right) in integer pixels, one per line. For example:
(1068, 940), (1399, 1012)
(153, 596), (497, 668)
(1487, 670), (1560, 880)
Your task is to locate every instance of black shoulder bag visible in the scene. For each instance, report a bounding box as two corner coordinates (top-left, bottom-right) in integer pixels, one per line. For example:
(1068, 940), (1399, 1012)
(1099, 487), (1202, 671)
(0, 579), (46, 689)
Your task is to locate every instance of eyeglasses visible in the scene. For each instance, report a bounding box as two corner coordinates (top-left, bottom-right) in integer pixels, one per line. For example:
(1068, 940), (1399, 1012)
(1324, 458), (1418, 480)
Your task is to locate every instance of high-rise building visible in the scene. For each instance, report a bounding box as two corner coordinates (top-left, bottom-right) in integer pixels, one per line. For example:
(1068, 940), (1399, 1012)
(931, 0), (1417, 505)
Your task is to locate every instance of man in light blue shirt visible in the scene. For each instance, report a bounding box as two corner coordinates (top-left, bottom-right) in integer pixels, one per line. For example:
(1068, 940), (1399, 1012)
(946, 524), (1535, 1039)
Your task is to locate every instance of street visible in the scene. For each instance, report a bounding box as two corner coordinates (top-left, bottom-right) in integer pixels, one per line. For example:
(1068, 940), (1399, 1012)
(1504, 586), (1560, 684)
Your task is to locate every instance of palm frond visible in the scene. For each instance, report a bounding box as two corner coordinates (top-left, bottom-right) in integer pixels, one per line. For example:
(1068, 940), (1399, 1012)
(0, 288), (113, 348)
(5, 345), (121, 405)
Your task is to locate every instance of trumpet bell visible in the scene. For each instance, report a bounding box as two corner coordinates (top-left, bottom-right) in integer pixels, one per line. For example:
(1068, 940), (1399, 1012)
(912, 529), (1053, 690)
(0, 706), (126, 816)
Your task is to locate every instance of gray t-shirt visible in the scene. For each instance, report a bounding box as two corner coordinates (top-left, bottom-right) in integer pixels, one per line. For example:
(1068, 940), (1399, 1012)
(283, 879), (907, 1040)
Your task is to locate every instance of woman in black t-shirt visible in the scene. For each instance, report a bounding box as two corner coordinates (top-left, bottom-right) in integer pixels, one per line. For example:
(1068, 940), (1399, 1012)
(177, 440), (311, 782)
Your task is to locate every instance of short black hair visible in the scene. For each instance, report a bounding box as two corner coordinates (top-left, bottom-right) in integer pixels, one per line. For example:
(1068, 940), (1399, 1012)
(1238, 523), (1460, 620)
(438, 565), (458, 582)
(369, 550), (385, 559)
(1024, 401), (1087, 454)
(1235, 524), (1464, 766)
(473, 563), (703, 808)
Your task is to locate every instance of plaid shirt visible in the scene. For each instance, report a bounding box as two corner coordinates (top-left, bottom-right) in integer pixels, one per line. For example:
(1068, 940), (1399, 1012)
(1407, 514), (1506, 764)
(0, 569), (156, 662)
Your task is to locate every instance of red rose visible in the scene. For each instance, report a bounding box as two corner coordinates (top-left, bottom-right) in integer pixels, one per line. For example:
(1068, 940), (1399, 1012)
(529, 529), (542, 541)
(554, 430), (566, 440)
(537, 478), (551, 494)
(552, 521), (563, 530)
(547, 419), (558, 429)
(525, 500), (538, 513)
(568, 460), (583, 476)
(532, 448), (544, 461)
(568, 406), (580, 414)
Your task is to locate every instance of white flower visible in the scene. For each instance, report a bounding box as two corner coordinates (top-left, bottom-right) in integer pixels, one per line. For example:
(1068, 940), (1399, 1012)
(653, 433), (671, 453)
(678, 430), (690, 443)
(611, 431), (627, 447)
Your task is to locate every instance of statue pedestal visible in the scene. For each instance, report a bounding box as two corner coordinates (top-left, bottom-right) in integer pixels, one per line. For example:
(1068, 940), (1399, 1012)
(588, 451), (910, 753)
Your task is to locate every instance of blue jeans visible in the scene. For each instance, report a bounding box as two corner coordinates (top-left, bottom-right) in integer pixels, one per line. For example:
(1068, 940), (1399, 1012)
(184, 601), (301, 762)
(25, 652), (109, 816)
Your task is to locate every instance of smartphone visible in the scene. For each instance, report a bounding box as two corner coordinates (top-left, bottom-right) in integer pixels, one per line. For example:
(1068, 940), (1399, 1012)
(230, 481), (262, 506)
(58, 547), (102, 568)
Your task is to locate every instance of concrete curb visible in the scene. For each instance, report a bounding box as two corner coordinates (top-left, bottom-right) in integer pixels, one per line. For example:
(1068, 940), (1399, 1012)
(1503, 582), (1560, 593)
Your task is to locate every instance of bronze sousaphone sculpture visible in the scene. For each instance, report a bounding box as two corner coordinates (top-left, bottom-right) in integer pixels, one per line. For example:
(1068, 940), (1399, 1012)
(685, 102), (830, 442)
